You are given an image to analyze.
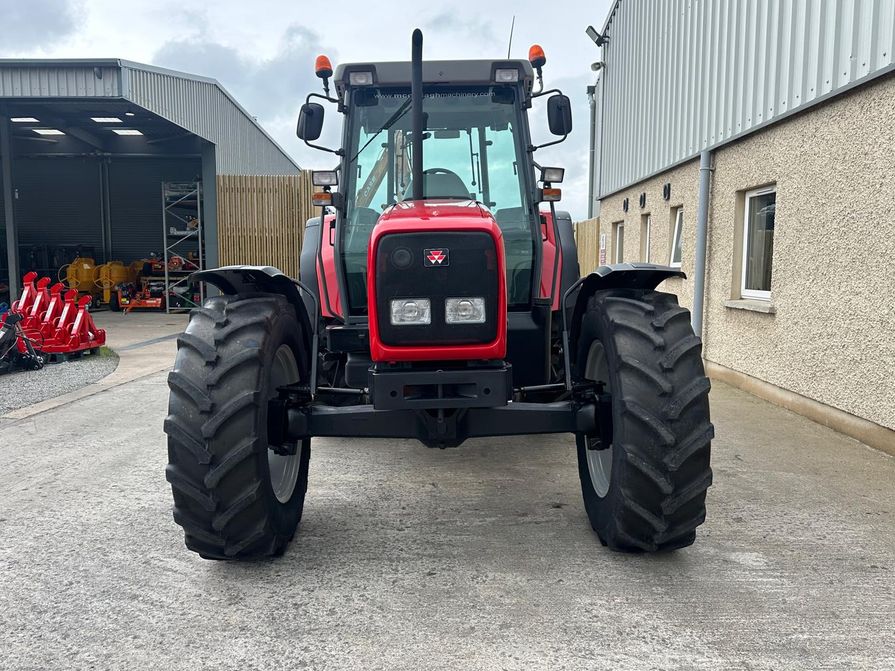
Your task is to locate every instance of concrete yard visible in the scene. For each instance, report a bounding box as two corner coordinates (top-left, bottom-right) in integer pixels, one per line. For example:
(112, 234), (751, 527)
(0, 337), (893, 669)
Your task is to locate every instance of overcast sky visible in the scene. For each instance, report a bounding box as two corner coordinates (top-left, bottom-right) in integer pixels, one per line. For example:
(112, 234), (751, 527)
(1, 0), (612, 218)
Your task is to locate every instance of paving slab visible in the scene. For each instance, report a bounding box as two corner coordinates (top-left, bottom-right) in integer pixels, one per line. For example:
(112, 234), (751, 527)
(0, 373), (892, 670)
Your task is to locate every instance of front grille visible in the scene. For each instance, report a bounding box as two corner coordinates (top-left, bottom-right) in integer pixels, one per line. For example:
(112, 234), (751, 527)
(375, 231), (499, 346)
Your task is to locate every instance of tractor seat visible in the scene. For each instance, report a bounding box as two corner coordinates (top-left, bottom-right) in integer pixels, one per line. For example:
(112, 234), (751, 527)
(405, 169), (470, 199)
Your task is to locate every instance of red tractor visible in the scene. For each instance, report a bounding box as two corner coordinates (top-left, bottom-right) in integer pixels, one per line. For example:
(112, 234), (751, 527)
(165, 31), (713, 560)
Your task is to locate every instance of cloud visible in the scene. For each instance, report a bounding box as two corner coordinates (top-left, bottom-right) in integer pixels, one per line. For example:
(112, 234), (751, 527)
(423, 11), (497, 43)
(2, 0), (81, 51)
(529, 71), (596, 220)
(152, 25), (327, 121)
(151, 24), (343, 168)
(150, 21), (596, 218)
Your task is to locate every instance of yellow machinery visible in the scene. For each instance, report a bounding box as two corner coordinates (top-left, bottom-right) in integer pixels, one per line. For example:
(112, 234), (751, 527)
(59, 257), (99, 296)
(94, 261), (136, 304)
(59, 258), (139, 305)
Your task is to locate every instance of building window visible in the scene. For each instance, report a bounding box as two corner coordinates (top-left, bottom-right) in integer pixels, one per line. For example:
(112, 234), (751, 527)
(641, 214), (651, 262)
(670, 208), (683, 268)
(741, 186), (776, 299)
(613, 222), (625, 263)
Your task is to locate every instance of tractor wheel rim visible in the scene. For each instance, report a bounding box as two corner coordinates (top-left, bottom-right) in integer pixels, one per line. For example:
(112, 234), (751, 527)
(585, 341), (613, 498)
(267, 344), (302, 504)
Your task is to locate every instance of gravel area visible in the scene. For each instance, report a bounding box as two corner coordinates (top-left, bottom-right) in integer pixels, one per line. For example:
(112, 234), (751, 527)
(0, 349), (119, 415)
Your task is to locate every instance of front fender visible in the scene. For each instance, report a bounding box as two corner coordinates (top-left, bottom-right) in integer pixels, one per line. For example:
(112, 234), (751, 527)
(192, 265), (315, 354)
(569, 262), (685, 356)
(576, 262), (684, 293)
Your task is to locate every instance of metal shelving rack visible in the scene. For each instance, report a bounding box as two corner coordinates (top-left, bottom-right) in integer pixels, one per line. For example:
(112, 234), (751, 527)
(161, 181), (204, 313)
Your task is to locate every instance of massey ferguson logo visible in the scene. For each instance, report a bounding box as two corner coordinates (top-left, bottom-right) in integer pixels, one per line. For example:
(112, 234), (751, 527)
(424, 248), (449, 267)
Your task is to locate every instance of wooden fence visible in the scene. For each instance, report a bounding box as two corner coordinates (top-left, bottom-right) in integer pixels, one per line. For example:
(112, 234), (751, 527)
(575, 217), (602, 274)
(217, 172), (316, 278)
(217, 179), (605, 283)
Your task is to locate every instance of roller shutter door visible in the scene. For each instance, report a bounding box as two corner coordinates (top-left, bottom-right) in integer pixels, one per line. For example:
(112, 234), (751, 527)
(13, 157), (104, 259)
(108, 157), (202, 263)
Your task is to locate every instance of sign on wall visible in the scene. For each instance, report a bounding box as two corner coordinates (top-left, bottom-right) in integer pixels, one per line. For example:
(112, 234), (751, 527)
(599, 233), (607, 265)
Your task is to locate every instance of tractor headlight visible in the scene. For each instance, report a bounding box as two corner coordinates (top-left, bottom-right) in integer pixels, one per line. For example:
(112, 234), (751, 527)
(445, 297), (486, 324)
(390, 298), (431, 326)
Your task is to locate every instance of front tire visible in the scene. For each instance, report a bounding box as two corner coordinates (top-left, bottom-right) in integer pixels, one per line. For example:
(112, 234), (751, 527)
(575, 289), (713, 552)
(164, 293), (311, 559)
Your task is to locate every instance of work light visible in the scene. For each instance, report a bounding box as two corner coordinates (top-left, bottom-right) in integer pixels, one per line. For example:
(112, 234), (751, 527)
(494, 68), (519, 83)
(348, 71), (374, 86)
(540, 166), (565, 183)
(312, 170), (338, 186)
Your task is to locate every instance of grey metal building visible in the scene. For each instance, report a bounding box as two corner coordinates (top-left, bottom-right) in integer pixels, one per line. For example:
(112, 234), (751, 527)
(590, 0), (895, 205)
(585, 0), (895, 454)
(1, 59), (300, 300)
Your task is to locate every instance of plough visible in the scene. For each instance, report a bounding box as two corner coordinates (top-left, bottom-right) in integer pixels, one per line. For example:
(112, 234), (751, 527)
(0, 272), (106, 372)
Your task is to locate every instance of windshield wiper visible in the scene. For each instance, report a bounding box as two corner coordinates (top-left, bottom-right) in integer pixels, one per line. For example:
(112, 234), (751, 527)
(350, 98), (413, 163)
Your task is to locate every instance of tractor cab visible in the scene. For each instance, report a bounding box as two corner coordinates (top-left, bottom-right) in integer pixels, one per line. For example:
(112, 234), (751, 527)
(297, 38), (575, 388)
(332, 59), (544, 313)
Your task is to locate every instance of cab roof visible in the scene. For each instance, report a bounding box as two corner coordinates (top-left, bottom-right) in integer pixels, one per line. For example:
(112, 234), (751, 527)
(334, 59), (534, 95)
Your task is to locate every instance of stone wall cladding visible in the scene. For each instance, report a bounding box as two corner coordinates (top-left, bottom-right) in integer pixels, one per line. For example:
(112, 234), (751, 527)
(598, 160), (701, 310)
(596, 73), (895, 430)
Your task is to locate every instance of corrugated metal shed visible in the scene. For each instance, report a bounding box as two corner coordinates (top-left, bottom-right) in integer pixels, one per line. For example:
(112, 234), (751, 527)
(595, 0), (895, 197)
(0, 59), (300, 176)
(0, 63), (122, 97)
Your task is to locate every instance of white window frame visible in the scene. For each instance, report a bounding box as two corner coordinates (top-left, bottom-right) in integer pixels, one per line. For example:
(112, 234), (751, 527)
(669, 208), (683, 268)
(641, 214), (651, 262)
(614, 222), (625, 263)
(741, 186), (776, 300)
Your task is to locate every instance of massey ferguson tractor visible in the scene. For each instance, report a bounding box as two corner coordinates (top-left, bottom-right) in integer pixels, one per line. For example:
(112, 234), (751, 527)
(164, 30), (713, 560)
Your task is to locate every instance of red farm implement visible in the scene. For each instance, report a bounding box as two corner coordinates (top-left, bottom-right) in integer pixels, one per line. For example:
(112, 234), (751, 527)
(1, 272), (106, 371)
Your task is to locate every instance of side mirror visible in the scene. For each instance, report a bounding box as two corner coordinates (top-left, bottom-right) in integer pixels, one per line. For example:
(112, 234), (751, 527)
(297, 102), (325, 141)
(547, 94), (572, 136)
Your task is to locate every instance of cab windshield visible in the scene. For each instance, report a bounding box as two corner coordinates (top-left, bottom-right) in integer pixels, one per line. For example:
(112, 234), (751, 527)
(341, 85), (536, 312)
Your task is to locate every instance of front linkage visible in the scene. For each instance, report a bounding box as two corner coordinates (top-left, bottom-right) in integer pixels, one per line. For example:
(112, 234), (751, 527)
(268, 378), (603, 449)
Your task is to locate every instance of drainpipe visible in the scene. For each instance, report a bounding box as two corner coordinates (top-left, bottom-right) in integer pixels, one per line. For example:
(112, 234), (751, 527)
(691, 149), (713, 338)
(586, 85), (596, 220)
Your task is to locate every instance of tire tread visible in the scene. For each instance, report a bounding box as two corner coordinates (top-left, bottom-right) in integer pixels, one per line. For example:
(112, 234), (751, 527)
(577, 288), (713, 553)
(164, 293), (309, 560)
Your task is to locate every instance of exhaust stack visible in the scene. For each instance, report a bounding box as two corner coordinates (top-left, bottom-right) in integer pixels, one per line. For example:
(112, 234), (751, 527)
(411, 28), (424, 201)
